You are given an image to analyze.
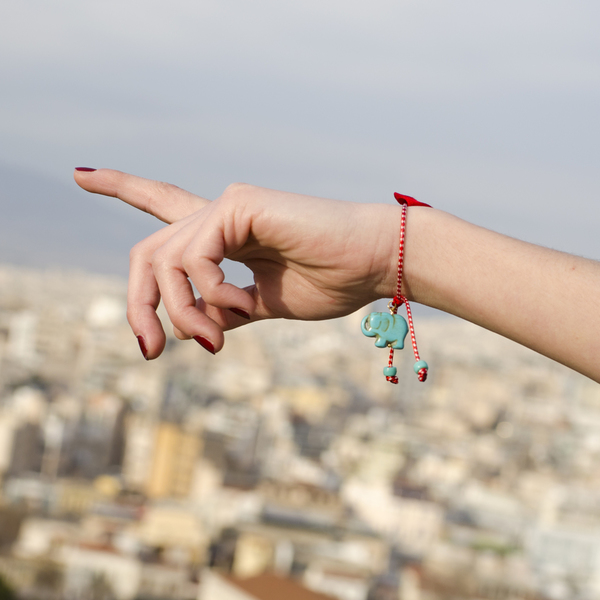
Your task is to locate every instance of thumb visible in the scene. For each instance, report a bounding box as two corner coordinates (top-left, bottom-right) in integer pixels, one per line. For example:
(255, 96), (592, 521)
(74, 168), (208, 224)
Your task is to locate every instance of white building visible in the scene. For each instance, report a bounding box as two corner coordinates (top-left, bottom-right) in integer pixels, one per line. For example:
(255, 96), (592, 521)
(59, 544), (142, 600)
(342, 480), (442, 557)
(528, 525), (600, 599)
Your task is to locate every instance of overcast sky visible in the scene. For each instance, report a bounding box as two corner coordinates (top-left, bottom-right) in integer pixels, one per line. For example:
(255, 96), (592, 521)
(1, 0), (599, 261)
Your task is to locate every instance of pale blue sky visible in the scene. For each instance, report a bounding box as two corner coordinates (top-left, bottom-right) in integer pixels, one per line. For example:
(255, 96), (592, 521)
(1, 0), (599, 261)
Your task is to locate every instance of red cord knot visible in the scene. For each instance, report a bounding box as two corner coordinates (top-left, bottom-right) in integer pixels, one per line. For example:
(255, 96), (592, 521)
(390, 295), (404, 310)
(417, 368), (428, 383)
(394, 193), (432, 208)
(386, 376), (399, 384)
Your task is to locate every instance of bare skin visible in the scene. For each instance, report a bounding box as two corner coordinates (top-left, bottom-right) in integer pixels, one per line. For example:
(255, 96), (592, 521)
(74, 168), (600, 383)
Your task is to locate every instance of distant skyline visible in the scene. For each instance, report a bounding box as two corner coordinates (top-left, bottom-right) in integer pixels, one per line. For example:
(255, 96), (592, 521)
(1, 0), (599, 264)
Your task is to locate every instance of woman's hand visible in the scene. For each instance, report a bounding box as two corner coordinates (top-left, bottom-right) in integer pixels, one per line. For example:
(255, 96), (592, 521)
(75, 168), (600, 382)
(74, 169), (401, 358)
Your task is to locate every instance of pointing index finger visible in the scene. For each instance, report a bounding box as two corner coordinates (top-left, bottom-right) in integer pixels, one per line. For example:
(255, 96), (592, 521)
(74, 168), (208, 224)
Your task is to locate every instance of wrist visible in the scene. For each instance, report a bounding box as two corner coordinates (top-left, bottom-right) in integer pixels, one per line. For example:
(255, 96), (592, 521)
(402, 206), (437, 304)
(375, 203), (443, 304)
(402, 207), (462, 308)
(365, 199), (431, 383)
(363, 203), (406, 301)
(356, 201), (447, 306)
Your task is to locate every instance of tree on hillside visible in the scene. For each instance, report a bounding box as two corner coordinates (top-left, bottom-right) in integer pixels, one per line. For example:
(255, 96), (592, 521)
(0, 575), (16, 600)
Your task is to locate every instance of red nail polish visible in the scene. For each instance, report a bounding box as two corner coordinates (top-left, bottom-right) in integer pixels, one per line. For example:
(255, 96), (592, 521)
(194, 336), (215, 354)
(137, 335), (149, 360)
(75, 167), (97, 172)
(229, 308), (250, 320)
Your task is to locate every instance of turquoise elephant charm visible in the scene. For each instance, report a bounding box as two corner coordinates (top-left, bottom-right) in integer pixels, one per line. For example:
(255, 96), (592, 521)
(361, 312), (409, 349)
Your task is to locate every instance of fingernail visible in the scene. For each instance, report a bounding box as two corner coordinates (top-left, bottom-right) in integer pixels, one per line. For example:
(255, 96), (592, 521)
(194, 336), (215, 354)
(137, 335), (149, 360)
(229, 308), (250, 320)
(75, 167), (97, 172)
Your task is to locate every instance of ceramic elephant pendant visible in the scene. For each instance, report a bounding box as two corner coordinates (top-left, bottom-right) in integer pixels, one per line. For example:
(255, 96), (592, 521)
(361, 311), (409, 349)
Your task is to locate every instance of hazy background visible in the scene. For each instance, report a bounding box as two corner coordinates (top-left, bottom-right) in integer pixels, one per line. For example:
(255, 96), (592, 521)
(1, 0), (599, 279)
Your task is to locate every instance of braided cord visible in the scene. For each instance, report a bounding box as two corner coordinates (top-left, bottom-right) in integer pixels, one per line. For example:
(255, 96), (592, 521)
(385, 200), (428, 383)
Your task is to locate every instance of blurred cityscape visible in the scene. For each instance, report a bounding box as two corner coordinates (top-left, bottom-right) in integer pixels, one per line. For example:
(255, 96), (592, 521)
(0, 263), (599, 600)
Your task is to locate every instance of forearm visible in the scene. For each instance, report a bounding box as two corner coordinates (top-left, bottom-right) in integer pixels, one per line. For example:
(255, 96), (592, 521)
(75, 169), (599, 375)
(398, 208), (600, 382)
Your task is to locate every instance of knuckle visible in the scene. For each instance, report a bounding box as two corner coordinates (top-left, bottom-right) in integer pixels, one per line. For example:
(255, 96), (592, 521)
(180, 249), (196, 274)
(146, 181), (182, 217)
(125, 302), (146, 330)
(222, 182), (253, 200)
(150, 246), (169, 270)
(125, 306), (137, 327)
(154, 180), (181, 196)
(129, 239), (150, 264)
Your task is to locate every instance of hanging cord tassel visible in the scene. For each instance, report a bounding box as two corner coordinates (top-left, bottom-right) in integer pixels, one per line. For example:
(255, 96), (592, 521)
(387, 295), (428, 383)
(386, 199), (429, 383)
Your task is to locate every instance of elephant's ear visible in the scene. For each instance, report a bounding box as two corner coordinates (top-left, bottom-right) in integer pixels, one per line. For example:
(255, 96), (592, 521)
(380, 313), (392, 332)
